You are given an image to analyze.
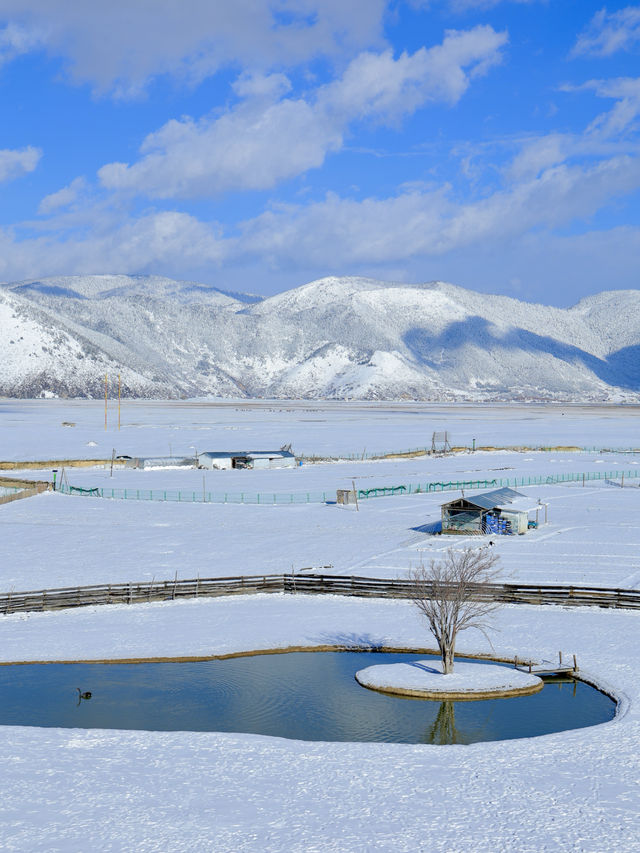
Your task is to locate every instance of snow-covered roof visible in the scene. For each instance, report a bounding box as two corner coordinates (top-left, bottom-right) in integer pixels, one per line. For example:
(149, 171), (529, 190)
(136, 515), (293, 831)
(444, 487), (524, 510)
(247, 450), (295, 459)
(199, 450), (295, 459)
(496, 498), (546, 513)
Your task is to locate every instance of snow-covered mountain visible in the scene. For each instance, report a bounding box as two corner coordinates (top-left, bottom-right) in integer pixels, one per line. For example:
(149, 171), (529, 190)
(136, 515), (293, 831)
(1, 273), (639, 401)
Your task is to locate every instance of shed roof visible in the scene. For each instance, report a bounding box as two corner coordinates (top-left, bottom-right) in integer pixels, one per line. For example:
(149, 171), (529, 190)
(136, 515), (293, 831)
(496, 498), (547, 513)
(443, 487), (525, 511)
(248, 450), (295, 459)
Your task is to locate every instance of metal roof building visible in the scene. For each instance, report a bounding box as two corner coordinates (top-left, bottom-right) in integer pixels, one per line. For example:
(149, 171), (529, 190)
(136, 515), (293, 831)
(441, 488), (544, 535)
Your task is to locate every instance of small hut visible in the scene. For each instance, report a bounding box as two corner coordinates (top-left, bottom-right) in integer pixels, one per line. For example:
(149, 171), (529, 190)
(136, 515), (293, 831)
(441, 488), (543, 535)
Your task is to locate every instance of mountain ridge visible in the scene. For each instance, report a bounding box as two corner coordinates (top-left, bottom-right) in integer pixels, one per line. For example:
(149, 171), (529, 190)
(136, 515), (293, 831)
(1, 274), (639, 401)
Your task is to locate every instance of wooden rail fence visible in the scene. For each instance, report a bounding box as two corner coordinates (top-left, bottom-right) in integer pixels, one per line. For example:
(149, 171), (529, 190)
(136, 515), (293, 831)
(0, 574), (639, 615)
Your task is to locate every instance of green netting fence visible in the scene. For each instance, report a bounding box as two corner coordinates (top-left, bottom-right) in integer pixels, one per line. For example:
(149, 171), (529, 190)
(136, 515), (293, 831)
(57, 467), (640, 505)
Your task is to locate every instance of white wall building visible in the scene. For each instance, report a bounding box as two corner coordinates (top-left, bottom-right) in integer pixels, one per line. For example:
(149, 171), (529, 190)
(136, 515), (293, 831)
(198, 450), (297, 470)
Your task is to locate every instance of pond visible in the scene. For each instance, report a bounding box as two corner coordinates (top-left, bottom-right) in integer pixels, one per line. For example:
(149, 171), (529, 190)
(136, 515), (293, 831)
(0, 651), (615, 744)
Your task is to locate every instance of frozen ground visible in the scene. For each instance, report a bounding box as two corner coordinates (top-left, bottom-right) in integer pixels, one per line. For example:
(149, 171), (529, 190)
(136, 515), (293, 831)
(0, 400), (639, 851)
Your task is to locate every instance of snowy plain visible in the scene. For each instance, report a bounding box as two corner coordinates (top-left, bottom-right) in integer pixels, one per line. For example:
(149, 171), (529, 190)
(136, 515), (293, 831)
(0, 399), (639, 851)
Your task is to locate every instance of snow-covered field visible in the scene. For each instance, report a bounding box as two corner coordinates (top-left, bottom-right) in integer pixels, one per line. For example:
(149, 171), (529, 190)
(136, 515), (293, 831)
(0, 400), (639, 851)
(2, 398), (640, 461)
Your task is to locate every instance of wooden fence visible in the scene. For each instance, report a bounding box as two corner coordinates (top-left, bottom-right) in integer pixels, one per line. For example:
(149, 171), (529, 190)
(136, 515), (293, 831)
(0, 483), (50, 506)
(0, 573), (638, 615)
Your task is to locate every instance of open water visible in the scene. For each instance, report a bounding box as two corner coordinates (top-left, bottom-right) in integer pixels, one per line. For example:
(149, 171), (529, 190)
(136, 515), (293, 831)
(0, 651), (615, 744)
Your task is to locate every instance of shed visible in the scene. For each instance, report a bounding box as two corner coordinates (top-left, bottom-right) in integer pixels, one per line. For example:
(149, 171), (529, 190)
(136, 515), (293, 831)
(441, 488), (541, 535)
(198, 450), (297, 470)
(119, 456), (194, 469)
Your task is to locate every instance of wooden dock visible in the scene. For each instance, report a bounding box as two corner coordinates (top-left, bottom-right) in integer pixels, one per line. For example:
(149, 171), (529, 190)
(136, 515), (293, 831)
(514, 653), (578, 675)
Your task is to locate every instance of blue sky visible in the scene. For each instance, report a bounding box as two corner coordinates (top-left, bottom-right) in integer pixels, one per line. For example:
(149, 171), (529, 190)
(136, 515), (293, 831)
(0, 0), (639, 305)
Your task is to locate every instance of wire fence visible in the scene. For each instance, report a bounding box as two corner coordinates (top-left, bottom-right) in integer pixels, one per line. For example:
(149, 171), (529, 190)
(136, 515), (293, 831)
(300, 444), (640, 462)
(56, 467), (640, 506)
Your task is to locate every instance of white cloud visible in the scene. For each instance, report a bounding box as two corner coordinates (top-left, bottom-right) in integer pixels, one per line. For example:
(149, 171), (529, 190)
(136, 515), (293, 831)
(235, 154), (640, 268)
(448, 0), (539, 11)
(37, 176), (87, 215)
(3, 136), (640, 292)
(321, 26), (507, 122)
(98, 96), (344, 197)
(506, 133), (571, 182)
(582, 77), (640, 138)
(0, 20), (41, 65)
(0, 210), (226, 282)
(506, 76), (640, 181)
(98, 26), (507, 199)
(4, 148), (640, 294)
(407, 0), (539, 8)
(572, 6), (640, 58)
(232, 71), (292, 101)
(0, 145), (41, 183)
(0, 0), (387, 97)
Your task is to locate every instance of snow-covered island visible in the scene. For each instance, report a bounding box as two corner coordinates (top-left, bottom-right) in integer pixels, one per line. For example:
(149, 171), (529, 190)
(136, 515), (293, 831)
(355, 659), (543, 699)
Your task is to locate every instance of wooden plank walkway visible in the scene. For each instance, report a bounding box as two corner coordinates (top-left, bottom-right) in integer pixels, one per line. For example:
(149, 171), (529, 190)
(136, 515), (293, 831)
(517, 666), (576, 675)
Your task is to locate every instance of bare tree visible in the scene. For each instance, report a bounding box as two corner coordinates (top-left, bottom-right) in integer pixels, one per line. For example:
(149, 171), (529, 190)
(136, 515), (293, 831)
(407, 547), (503, 674)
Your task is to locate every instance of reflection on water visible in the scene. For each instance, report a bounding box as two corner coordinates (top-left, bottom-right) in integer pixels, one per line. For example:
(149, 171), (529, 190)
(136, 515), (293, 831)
(427, 701), (459, 745)
(0, 652), (615, 744)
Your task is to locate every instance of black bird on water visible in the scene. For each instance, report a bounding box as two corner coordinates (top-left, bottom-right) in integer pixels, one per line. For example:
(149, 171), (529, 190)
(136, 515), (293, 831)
(76, 688), (92, 704)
